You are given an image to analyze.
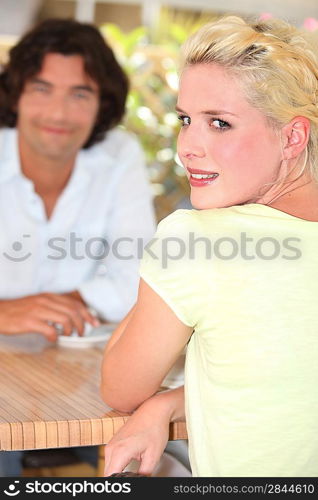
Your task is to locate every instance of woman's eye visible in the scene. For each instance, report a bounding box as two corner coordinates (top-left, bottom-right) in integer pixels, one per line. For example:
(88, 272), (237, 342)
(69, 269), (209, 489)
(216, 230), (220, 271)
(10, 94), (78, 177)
(211, 118), (230, 130)
(178, 115), (191, 126)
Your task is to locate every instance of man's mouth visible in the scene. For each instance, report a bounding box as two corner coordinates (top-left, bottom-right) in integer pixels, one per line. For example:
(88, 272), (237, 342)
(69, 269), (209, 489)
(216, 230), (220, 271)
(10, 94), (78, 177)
(41, 126), (71, 135)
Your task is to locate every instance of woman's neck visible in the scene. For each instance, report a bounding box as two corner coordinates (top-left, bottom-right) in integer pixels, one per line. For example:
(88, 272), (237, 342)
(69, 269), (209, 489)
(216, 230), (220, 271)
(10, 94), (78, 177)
(260, 174), (318, 222)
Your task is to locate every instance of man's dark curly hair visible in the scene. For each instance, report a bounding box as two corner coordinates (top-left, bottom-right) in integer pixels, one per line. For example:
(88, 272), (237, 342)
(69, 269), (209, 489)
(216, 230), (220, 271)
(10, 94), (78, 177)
(0, 18), (129, 148)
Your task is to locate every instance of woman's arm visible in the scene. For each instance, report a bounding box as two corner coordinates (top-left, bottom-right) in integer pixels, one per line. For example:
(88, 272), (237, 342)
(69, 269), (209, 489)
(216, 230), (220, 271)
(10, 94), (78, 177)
(104, 386), (185, 476)
(103, 305), (137, 355)
(101, 278), (192, 412)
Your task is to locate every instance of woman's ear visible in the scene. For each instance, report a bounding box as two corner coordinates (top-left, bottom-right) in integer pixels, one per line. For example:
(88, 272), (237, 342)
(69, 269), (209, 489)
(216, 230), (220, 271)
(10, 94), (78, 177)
(281, 116), (310, 160)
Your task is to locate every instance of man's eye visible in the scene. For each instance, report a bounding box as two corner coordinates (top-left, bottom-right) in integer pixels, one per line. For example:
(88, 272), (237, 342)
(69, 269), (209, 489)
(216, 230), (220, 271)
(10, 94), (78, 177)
(178, 115), (191, 126)
(211, 118), (230, 130)
(72, 91), (89, 100)
(33, 85), (49, 93)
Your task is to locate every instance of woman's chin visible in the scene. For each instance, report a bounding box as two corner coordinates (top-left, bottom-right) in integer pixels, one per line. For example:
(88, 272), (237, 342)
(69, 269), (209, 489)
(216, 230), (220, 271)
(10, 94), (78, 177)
(190, 195), (220, 210)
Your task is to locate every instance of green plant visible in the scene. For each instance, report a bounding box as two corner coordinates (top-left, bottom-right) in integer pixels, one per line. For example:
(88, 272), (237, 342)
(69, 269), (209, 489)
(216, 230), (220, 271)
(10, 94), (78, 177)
(100, 10), (217, 220)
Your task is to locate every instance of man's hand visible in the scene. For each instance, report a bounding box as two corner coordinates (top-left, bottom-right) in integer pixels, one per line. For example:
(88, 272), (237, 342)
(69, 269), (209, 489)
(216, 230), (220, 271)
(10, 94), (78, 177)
(0, 292), (100, 341)
(63, 290), (86, 305)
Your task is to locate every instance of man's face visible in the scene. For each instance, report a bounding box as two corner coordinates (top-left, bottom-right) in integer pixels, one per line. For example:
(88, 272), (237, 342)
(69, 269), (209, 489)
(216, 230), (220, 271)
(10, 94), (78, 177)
(16, 52), (100, 162)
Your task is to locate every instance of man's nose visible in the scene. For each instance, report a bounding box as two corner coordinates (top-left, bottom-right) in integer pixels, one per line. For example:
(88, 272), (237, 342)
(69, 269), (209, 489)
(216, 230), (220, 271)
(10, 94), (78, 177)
(45, 94), (68, 121)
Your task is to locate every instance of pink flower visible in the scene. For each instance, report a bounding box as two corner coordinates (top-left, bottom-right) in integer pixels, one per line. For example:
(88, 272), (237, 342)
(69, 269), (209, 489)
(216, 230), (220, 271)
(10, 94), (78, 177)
(303, 18), (318, 31)
(259, 13), (273, 21)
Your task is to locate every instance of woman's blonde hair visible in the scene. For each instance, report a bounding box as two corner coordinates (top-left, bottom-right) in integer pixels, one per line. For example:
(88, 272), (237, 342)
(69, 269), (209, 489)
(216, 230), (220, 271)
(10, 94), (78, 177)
(181, 16), (318, 182)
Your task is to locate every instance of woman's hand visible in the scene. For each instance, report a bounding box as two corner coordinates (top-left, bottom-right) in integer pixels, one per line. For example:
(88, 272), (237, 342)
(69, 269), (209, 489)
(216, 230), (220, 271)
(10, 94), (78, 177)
(104, 404), (169, 476)
(104, 387), (185, 476)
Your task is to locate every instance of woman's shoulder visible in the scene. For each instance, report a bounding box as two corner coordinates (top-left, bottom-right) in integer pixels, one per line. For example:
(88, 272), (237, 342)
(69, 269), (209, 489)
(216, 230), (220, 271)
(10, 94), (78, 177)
(158, 208), (195, 225)
(160, 204), (292, 226)
(157, 206), (248, 232)
(156, 209), (204, 236)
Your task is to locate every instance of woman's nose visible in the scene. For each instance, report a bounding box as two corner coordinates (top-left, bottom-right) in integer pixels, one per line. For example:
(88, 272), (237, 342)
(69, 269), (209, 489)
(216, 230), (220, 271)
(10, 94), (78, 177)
(178, 132), (205, 160)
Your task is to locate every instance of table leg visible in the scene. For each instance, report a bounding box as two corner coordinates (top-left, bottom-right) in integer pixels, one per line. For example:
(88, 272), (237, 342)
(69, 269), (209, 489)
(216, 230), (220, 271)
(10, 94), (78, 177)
(97, 445), (105, 477)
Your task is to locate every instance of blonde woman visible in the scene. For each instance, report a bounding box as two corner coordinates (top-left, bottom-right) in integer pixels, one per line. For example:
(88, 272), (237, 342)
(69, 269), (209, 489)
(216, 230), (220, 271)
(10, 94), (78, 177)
(101, 16), (318, 477)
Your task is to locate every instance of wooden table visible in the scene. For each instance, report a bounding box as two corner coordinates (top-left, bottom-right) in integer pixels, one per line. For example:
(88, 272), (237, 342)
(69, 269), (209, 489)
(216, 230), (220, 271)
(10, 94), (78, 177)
(0, 333), (187, 474)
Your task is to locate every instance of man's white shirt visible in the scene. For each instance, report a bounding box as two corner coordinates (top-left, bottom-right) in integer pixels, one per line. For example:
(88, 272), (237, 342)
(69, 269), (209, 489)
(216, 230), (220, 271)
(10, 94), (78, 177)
(0, 127), (156, 322)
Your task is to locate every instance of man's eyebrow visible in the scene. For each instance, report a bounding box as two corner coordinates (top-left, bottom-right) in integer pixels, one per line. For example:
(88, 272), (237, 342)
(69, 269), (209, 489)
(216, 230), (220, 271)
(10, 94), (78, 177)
(29, 77), (52, 86)
(175, 105), (237, 117)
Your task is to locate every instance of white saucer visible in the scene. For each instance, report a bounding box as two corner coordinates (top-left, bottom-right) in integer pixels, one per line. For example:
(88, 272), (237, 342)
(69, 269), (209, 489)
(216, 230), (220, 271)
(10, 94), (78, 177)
(57, 323), (118, 349)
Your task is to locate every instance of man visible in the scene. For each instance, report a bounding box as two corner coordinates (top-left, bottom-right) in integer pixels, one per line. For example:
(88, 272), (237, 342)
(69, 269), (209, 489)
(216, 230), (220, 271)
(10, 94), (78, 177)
(0, 18), (156, 475)
(0, 18), (156, 340)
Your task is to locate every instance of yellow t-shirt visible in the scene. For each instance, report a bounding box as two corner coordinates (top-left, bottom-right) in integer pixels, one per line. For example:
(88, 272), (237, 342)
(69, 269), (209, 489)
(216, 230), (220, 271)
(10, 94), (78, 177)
(139, 204), (318, 477)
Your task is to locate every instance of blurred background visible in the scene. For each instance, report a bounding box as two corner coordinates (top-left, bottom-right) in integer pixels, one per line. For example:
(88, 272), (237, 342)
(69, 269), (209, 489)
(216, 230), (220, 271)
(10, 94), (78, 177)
(0, 0), (318, 221)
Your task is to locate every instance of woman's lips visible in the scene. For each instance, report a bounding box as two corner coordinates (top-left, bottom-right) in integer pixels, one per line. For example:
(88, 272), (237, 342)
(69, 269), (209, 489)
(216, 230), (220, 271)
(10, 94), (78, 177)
(189, 175), (219, 187)
(187, 167), (219, 187)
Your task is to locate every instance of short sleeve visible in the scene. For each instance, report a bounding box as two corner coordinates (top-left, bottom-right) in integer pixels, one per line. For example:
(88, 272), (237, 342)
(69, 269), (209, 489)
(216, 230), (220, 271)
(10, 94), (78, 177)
(139, 209), (198, 327)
